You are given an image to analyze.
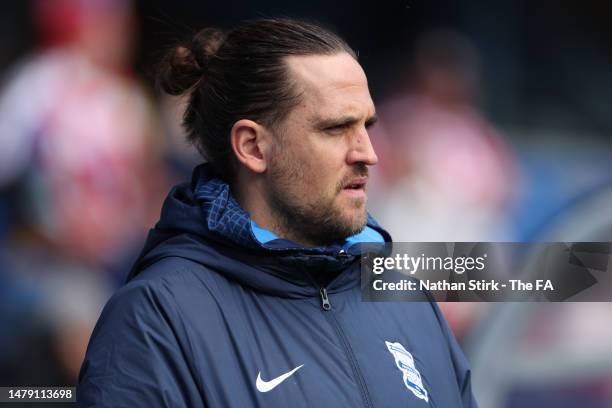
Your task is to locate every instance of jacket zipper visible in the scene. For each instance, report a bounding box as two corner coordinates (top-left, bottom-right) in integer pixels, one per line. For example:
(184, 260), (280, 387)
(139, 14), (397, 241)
(319, 286), (374, 408)
(320, 288), (331, 311)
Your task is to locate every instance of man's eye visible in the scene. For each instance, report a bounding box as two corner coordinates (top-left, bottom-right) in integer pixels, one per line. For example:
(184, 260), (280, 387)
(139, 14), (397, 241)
(326, 124), (349, 132)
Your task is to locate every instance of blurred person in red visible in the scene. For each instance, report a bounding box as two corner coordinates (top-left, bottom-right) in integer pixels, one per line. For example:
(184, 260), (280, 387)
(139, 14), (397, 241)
(369, 30), (517, 340)
(371, 29), (517, 244)
(0, 0), (168, 385)
(0, 0), (167, 273)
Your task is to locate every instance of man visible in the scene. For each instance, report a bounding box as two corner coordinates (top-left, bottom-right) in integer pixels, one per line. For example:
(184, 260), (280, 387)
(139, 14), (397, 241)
(78, 19), (477, 407)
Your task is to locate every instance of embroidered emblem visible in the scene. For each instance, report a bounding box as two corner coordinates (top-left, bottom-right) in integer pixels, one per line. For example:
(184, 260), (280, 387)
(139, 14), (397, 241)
(385, 341), (429, 403)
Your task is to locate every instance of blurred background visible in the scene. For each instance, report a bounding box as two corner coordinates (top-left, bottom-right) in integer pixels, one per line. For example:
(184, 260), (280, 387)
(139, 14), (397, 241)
(0, 0), (611, 406)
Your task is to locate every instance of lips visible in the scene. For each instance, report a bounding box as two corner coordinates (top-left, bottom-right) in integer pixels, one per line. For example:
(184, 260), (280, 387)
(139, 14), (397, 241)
(345, 182), (365, 190)
(342, 177), (367, 191)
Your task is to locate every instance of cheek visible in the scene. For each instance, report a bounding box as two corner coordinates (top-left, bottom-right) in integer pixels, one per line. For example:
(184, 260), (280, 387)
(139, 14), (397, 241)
(303, 161), (343, 200)
(309, 148), (346, 189)
(279, 131), (347, 194)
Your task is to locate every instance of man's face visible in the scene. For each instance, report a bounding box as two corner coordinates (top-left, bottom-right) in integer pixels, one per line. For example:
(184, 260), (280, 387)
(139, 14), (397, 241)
(264, 52), (378, 246)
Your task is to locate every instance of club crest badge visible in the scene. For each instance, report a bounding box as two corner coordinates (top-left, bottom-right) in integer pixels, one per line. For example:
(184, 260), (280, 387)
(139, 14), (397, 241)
(385, 341), (429, 403)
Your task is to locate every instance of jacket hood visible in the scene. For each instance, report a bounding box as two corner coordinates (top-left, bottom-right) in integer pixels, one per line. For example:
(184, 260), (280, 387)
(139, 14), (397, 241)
(128, 164), (391, 297)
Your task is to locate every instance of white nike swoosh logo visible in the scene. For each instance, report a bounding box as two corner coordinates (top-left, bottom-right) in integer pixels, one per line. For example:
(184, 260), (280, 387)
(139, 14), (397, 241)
(256, 364), (304, 393)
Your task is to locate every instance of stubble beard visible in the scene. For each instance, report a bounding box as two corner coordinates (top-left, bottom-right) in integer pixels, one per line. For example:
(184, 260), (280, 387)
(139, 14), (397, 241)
(267, 156), (369, 246)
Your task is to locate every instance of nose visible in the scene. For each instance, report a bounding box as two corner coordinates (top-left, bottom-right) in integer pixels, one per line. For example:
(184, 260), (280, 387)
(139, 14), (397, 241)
(346, 128), (379, 166)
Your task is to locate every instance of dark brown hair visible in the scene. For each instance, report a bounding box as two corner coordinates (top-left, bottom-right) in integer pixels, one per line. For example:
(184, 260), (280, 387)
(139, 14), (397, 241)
(157, 18), (356, 182)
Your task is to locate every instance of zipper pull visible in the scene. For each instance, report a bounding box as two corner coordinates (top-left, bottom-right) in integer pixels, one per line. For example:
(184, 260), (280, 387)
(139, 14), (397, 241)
(320, 287), (331, 311)
(338, 249), (348, 258)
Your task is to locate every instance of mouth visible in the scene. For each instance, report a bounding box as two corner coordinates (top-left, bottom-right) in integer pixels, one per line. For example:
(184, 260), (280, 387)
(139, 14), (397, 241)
(341, 177), (368, 197)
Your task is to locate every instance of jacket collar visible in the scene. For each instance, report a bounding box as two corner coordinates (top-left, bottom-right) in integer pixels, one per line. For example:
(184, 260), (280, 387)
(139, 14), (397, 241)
(129, 164), (391, 297)
(192, 164), (387, 255)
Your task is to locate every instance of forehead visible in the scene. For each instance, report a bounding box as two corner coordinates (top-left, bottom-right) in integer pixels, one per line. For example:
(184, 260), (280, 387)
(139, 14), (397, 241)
(285, 53), (375, 120)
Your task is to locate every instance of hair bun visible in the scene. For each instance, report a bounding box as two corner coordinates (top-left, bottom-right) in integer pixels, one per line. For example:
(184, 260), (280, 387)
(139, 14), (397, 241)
(157, 28), (225, 96)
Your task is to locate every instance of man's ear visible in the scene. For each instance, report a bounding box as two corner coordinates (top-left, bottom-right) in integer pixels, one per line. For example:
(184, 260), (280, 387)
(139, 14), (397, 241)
(230, 119), (271, 174)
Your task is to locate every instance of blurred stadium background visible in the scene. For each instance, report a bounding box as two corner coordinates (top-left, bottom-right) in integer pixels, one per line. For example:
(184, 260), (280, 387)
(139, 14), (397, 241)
(0, 1), (611, 406)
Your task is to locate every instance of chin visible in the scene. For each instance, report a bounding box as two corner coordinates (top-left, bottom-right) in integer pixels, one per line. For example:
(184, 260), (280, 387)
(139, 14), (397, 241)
(341, 211), (368, 236)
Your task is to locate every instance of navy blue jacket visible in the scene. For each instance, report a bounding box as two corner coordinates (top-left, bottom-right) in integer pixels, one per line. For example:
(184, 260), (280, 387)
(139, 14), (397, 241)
(78, 165), (477, 407)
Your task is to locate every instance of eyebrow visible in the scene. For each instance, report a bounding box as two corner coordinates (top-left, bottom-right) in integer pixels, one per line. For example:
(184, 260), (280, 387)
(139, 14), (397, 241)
(315, 114), (378, 130)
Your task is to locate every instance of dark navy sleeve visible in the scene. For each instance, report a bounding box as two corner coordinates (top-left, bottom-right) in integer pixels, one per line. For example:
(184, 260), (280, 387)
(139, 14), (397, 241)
(77, 278), (203, 407)
(430, 301), (479, 408)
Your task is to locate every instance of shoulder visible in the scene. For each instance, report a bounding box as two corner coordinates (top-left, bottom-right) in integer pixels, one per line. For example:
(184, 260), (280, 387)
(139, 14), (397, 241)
(78, 258), (209, 406)
(113, 256), (226, 316)
(81, 257), (221, 378)
(128, 255), (228, 296)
